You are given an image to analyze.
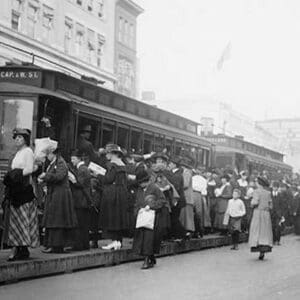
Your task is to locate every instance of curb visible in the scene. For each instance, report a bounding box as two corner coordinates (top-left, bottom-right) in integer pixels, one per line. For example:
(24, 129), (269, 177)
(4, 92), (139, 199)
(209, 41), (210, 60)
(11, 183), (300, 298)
(0, 228), (293, 284)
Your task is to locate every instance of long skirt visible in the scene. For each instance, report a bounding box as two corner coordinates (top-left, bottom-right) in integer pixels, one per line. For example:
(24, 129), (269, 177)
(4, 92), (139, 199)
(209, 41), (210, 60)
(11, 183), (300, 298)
(249, 209), (273, 253)
(133, 208), (169, 256)
(194, 192), (211, 229)
(179, 204), (195, 232)
(214, 198), (229, 230)
(8, 201), (39, 247)
(170, 206), (186, 239)
(73, 208), (90, 250)
(44, 228), (74, 248)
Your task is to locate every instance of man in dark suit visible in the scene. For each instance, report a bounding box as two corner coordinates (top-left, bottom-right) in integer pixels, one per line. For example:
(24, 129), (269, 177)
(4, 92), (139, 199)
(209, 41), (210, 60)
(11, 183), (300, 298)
(271, 181), (285, 245)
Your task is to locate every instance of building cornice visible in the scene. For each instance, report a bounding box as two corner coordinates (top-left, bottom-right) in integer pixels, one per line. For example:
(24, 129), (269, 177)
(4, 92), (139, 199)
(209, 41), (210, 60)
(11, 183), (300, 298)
(0, 24), (117, 83)
(117, 0), (144, 16)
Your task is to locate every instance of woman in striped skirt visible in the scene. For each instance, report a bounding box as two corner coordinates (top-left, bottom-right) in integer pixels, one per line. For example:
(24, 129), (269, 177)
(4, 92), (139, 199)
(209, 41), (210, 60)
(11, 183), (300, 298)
(3, 128), (39, 261)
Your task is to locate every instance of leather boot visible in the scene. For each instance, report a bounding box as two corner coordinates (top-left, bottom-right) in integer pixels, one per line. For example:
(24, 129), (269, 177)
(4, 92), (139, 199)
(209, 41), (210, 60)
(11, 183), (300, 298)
(141, 257), (152, 269)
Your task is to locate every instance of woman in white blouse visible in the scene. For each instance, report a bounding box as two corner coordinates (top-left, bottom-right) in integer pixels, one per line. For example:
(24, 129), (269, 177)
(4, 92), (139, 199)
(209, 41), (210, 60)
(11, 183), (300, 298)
(3, 128), (39, 261)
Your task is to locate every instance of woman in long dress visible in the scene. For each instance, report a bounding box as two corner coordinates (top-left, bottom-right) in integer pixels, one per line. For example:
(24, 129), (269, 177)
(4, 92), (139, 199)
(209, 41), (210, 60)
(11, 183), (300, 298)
(39, 141), (77, 253)
(101, 144), (129, 250)
(249, 176), (273, 260)
(3, 128), (39, 261)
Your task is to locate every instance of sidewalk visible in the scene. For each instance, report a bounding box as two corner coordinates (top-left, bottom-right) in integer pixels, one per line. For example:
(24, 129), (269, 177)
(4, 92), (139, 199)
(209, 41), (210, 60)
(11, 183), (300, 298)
(0, 228), (293, 284)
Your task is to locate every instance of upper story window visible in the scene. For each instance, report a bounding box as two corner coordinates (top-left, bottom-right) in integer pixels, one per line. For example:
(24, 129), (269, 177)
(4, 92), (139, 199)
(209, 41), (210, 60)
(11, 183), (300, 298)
(76, 0), (82, 6)
(64, 17), (73, 54)
(129, 23), (135, 47)
(118, 17), (123, 42)
(42, 5), (54, 44)
(87, 29), (95, 64)
(97, 34), (105, 67)
(118, 16), (135, 49)
(27, 3), (39, 38)
(98, 0), (104, 18)
(75, 24), (84, 58)
(87, 0), (93, 12)
(11, 10), (21, 31)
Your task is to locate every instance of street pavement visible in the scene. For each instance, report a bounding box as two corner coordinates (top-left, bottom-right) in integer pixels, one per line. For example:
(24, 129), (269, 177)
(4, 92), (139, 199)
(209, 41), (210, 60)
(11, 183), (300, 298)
(0, 235), (299, 300)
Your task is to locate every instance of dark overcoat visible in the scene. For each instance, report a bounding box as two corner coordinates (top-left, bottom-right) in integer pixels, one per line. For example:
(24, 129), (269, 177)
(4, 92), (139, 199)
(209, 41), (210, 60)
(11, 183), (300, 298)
(70, 164), (92, 209)
(100, 162), (129, 231)
(42, 156), (77, 228)
(164, 168), (186, 208)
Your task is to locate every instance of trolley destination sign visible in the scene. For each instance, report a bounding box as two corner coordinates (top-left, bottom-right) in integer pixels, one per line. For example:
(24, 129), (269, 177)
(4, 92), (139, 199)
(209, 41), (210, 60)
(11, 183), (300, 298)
(0, 68), (42, 86)
(0, 70), (40, 79)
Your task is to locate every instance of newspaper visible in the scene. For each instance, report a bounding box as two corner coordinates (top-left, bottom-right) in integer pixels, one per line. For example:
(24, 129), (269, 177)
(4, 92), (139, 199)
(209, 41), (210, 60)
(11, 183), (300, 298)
(88, 162), (106, 176)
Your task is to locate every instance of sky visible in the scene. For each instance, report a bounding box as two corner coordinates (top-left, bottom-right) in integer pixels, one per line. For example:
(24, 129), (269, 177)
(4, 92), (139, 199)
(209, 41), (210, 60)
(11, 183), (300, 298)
(135, 0), (300, 121)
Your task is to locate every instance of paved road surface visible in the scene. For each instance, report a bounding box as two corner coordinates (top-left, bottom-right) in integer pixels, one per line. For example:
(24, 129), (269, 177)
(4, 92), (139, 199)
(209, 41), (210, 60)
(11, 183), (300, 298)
(0, 235), (300, 300)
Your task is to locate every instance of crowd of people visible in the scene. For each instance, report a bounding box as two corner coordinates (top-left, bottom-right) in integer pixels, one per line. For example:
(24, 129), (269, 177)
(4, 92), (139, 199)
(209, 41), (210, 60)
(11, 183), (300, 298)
(1, 127), (300, 270)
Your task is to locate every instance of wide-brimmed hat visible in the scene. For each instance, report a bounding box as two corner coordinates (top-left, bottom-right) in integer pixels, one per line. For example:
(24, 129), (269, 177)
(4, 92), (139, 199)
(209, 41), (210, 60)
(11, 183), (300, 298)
(152, 152), (169, 162)
(105, 143), (123, 155)
(136, 170), (151, 184)
(13, 128), (31, 139)
(257, 176), (270, 188)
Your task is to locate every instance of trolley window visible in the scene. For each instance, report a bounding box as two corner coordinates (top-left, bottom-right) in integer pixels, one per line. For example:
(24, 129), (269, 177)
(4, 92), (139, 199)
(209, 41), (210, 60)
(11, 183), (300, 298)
(131, 128), (142, 153)
(117, 124), (129, 149)
(144, 132), (154, 153)
(0, 98), (34, 160)
(102, 120), (115, 147)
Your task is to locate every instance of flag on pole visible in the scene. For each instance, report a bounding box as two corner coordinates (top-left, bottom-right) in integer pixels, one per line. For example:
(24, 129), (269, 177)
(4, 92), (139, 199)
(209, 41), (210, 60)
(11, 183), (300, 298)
(217, 41), (232, 71)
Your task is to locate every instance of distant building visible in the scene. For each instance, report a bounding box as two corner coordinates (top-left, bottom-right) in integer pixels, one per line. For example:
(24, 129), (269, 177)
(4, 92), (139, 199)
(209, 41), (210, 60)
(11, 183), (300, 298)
(114, 0), (143, 98)
(257, 118), (300, 172)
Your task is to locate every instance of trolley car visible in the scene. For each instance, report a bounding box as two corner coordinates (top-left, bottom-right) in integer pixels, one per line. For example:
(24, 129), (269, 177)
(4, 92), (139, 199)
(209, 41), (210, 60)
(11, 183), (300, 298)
(0, 64), (213, 188)
(206, 134), (292, 178)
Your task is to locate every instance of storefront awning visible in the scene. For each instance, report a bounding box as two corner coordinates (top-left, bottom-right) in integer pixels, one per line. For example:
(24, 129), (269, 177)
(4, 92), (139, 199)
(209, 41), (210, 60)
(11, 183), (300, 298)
(0, 82), (71, 102)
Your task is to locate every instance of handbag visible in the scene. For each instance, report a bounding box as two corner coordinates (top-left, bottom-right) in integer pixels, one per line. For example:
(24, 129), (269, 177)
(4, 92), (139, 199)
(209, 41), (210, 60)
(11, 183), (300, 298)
(136, 208), (155, 230)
